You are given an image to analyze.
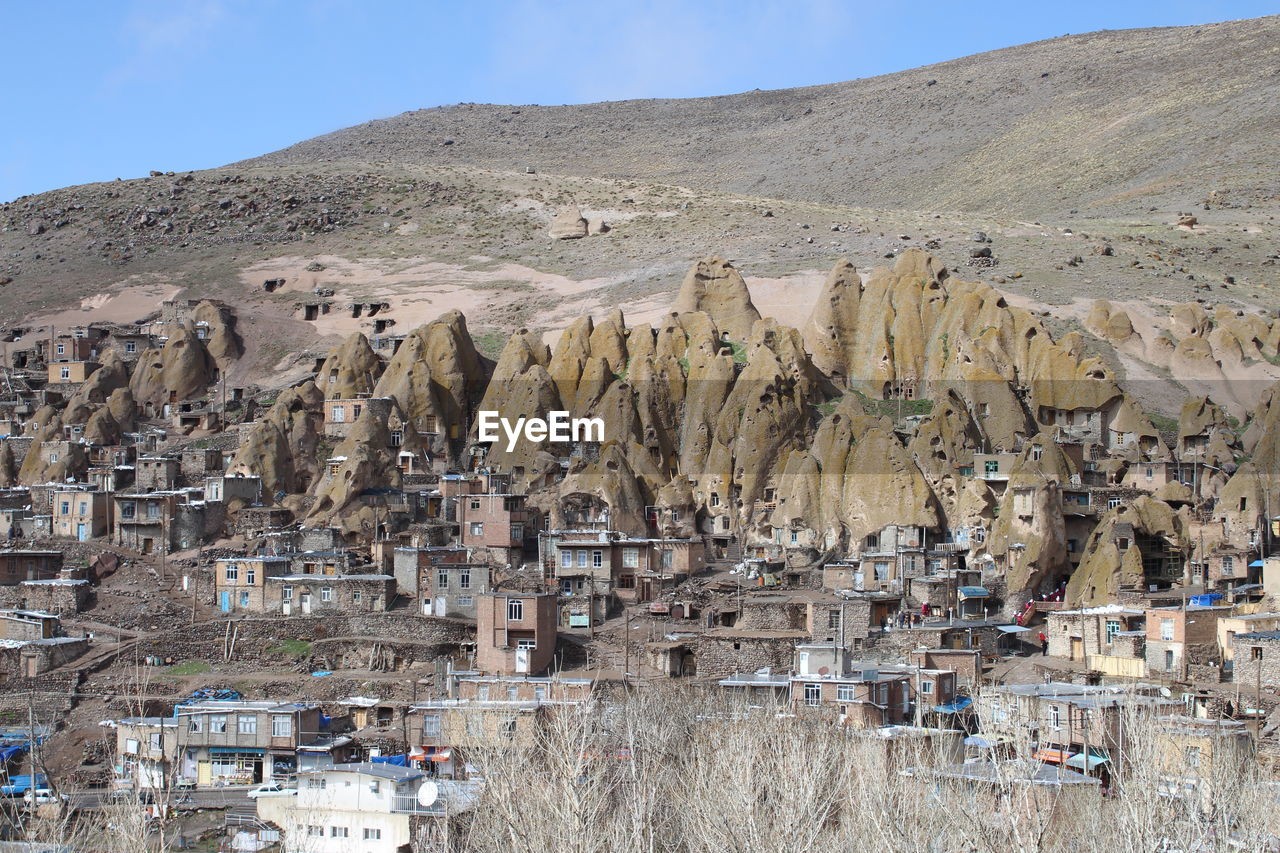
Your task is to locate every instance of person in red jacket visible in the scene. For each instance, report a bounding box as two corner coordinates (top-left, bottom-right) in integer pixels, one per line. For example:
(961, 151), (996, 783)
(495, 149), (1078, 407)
(1038, 631), (1048, 656)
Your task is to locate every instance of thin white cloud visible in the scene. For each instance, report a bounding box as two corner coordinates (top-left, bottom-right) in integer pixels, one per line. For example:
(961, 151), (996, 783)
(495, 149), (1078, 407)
(99, 0), (228, 94)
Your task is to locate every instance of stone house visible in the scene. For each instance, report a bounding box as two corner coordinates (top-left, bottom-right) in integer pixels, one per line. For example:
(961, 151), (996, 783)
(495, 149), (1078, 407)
(788, 644), (925, 728)
(1229, 631), (1280, 691)
(1046, 604), (1145, 663)
(51, 489), (112, 541)
(213, 555), (292, 613)
(1144, 605), (1233, 679)
(545, 532), (706, 601)
(391, 545), (467, 601)
(647, 628), (807, 679)
(47, 360), (99, 385)
(1217, 612), (1280, 676)
(112, 490), (224, 554)
(19, 576), (90, 615)
(135, 456), (181, 491)
(264, 573), (395, 616)
(112, 716), (181, 790)
(203, 474), (261, 505)
(419, 561), (489, 619)
(475, 593), (557, 676)
(0, 550), (62, 584)
(458, 493), (534, 566)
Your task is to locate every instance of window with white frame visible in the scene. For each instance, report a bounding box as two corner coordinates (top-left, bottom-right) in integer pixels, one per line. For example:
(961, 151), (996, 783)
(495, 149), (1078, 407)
(224, 563), (238, 582)
(364, 828), (382, 840)
(421, 713), (441, 737)
(238, 716), (257, 735)
(458, 595), (473, 607)
(836, 684), (855, 702)
(438, 569), (449, 589)
(188, 716), (203, 733)
(306, 777), (325, 790)
(330, 405), (345, 423)
(272, 715), (293, 738)
(459, 568), (471, 589)
(330, 827), (348, 838)
(592, 550), (603, 568)
(469, 522), (483, 537)
(1161, 618), (1175, 641)
(210, 715), (227, 733)
(622, 547), (639, 568)
(576, 550), (588, 568)
(507, 599), (524, 621)
(321, 587), (333, 602)
(282, 586), (293, 601)
(920, 680), (934, 694)
(804, 683), (822, 705)
(560, 550), (572, 568)
(245, 568), (255, 585)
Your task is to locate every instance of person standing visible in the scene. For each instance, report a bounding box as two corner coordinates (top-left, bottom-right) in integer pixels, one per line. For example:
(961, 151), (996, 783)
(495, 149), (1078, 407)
(1038, 631), (1048, 656)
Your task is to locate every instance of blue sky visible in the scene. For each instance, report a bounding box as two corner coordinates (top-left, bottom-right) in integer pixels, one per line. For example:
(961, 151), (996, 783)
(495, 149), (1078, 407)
(3, 0), (1275, 202)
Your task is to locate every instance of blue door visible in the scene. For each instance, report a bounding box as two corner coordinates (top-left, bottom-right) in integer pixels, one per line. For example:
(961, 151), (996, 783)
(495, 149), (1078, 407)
(76, 524), (87, 542)
(219, 592), (231, 612)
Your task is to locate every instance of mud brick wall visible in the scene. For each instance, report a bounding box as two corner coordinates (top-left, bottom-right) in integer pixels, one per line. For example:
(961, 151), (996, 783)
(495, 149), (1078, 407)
(0, 671), (82, 719)
(687, 634), (799, 679)
(133, 614), (473, 667)
(20, 582), (90, 615)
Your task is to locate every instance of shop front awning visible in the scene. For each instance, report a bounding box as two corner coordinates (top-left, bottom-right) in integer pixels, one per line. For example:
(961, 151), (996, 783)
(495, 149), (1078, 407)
(1065, 752), (1110, 771)
(957, 586), (990, 599)
(1031, 748), (1071, 764)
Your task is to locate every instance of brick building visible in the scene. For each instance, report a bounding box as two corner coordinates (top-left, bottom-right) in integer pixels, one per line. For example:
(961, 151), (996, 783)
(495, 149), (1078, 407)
(475, 592), (557, 675)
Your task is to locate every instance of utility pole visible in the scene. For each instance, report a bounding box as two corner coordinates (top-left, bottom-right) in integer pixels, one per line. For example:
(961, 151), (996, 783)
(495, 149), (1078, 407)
(624, 607), (631, 679)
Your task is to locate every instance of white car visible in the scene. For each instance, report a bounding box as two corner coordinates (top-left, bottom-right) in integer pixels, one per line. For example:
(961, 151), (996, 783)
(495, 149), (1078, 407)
(246, 781), (294, 799)
(23, 788), (69, 806)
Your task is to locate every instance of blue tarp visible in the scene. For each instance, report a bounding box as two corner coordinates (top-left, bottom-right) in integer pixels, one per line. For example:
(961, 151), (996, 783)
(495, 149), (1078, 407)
(371, 754), (408, 766)
(933, 696), (973, 714)
(319, 714), (332, 730)
(1190, 593), (1223, 606)
(311, 671), (333, 678)
(957, 586), (989, 598)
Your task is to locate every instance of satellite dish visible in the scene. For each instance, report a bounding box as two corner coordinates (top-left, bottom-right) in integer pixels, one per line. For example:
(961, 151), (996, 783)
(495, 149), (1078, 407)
(417, 781), (439, 807)
(818, 666), (830, 675)
(1160, 687), (1172, 698)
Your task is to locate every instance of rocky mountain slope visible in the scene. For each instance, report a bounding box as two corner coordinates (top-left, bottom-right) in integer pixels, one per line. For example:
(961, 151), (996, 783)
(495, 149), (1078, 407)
(242, 17), (1280, 217)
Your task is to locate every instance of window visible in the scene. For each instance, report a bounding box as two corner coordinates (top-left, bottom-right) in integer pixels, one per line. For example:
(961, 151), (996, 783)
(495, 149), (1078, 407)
(60, 501), (70, 514)
(1048, 705), (1061, 728)
(1160, 619), (1174, 642)
(458, 595), (473, 607)
(1145, 466), (1154, 479)
(469, 498), (481, 511)
(710, 492), (720, 507)
(622, 547), (639, 568)
(438, 570), (449, 590)
(351, 404), (362, 419)
(534, 685), (547, 702)
(363, 828), (383, 840)
(920, 680), (934, 694)
(1252, 646), (1263, 661)
(501, 717), (517, 740)
(188, 716), (203, 733)
(1184, 746), (1201, 768)
(121, 501), (136, 520)
(330, 827), (348, 839)
(984, 459), (999, 476)
(592, 550), (603, 568)
(321, 587), (333, 602)
(239, 591), (249, 607)
(1165, 649), (1175, 670)
(469, 522), (484, 537)
(368, 780), (382, 796)
(790, 530), (799, 545)
(306, 778), (326, 790)
(146, 502), (160, 519)
(660, 549), (674, 570)
(516, 638), (536, 650)
(560, 550), (572, 568)
(125, 341), (136, 354)
(774, 527), (783, 544)
(459, 568), (471, 590)
(836, 684), (855, 702)
(210, 715), (227, 734)
(78, 501), (87, 515)
(511, 523), (524, 540)
(125, 737), (139, 755)
(804, 683), (821, 705)
(272, 715), (293, 738)
(577, 550), (588, 568)
(421, 713), (441, 738)
(282, 586), (293, 601)
(507, 599), (524, 621)
(245, 568), (255, 585)
(60, 366), (70, 380)
(330, 405), (345, 423)
(1105, 620), (1121, 643)
(1032, 445), (1043, 461)
(307, 825), (324, 836)
(1108, 497), (1122, 510)
(224, 563), (239, 581)
(507, 685), (519, 700)
(238, 716), (257, 735)
(1222, 556), (1235, 575)
(477, 684), (490, 701)
(389, 429), (402, 447)
(352, 589), (362, 604)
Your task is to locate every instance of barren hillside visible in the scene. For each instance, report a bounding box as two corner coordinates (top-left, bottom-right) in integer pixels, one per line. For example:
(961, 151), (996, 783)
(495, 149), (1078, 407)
(242, 17), (1280, 216)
